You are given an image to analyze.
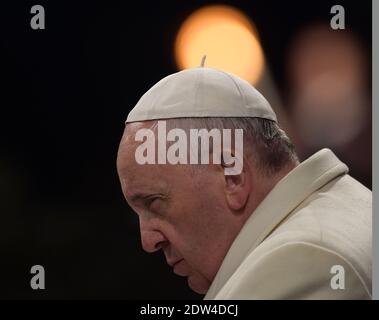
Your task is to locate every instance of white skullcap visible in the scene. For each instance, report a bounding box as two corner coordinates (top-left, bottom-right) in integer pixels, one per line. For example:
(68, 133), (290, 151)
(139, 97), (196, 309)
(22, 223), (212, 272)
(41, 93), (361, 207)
(126, 67), (277, 123)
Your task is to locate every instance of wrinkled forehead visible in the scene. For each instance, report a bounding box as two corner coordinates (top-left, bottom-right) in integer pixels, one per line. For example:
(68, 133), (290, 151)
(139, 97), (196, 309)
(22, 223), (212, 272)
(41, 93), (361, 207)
(120, 121), (157, 146)
(117, 121), (155, 173)
(117, 120), (183, 194)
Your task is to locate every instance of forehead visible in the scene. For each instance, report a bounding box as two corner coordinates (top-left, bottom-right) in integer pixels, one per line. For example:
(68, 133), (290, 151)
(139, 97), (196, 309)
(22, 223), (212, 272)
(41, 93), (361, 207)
(117, 120), (155, 165)
(117, 121), (180, 196)
(117, 157), (171, 200)
(119, 121), (156, 149)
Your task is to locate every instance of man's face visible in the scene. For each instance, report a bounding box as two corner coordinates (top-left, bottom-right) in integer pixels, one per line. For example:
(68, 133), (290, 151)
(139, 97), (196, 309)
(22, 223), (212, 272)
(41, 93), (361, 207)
(117, 122), (241, 294)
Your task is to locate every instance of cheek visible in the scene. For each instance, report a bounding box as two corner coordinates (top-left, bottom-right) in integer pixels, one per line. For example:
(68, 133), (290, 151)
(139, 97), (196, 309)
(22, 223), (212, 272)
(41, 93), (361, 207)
(171, 184), (225, 242)
(166, 174), (227, 251)
(169, 202), (218, 264)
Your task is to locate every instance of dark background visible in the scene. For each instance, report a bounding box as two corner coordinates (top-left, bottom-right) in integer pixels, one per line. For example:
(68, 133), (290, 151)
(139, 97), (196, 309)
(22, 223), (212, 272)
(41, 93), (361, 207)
(0, 0), (371, 299)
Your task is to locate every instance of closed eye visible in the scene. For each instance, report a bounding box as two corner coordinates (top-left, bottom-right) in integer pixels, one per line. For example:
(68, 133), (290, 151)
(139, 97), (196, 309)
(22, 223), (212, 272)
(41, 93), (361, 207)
(145, 195), (166, 213)
(146, 197), (158, 207)
(127, 192), (168, 215)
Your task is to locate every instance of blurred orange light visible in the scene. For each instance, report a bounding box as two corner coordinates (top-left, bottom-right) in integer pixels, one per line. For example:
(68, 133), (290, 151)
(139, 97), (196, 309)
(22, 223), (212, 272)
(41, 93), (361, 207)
(175, 5), (265, 85)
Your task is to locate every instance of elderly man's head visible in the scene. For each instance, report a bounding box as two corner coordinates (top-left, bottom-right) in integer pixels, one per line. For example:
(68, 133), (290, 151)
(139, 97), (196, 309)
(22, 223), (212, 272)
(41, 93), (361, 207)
(117, 116), (298, 294)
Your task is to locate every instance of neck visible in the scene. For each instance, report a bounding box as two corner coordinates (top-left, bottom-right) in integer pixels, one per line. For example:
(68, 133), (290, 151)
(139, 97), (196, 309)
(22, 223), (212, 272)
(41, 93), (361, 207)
(245, 160), (298, 220)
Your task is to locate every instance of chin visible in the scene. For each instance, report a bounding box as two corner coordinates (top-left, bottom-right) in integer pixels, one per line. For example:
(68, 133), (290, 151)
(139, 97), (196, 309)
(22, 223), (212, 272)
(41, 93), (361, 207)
(187, 275), (210, 295)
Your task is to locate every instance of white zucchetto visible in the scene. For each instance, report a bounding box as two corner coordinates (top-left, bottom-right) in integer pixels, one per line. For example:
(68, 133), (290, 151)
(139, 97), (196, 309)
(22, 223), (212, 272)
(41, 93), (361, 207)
(126, 67), (277, 123)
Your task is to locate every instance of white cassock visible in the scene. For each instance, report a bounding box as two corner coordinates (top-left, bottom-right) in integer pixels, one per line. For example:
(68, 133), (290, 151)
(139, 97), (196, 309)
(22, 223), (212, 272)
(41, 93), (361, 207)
(204, 148), (372, 300)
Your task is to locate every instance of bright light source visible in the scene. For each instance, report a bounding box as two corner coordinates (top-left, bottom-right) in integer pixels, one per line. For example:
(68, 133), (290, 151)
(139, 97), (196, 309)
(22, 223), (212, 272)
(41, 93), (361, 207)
(175, 5), (265, 85)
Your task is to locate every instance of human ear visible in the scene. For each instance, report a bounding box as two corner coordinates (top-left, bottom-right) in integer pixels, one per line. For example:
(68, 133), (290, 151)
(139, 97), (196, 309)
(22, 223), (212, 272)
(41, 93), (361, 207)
(223, 156), (251, 211)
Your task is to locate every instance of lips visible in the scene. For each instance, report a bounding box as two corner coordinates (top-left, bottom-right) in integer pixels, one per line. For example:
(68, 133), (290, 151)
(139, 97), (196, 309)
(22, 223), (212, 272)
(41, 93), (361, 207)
(173, 260), (189, 276)
(166, 258), (187, 276)
(168, 258), (183, 268)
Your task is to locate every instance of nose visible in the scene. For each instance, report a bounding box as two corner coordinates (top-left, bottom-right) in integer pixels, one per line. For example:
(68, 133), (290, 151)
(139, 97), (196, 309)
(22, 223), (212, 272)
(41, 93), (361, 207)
(139, 217), (168, 253)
